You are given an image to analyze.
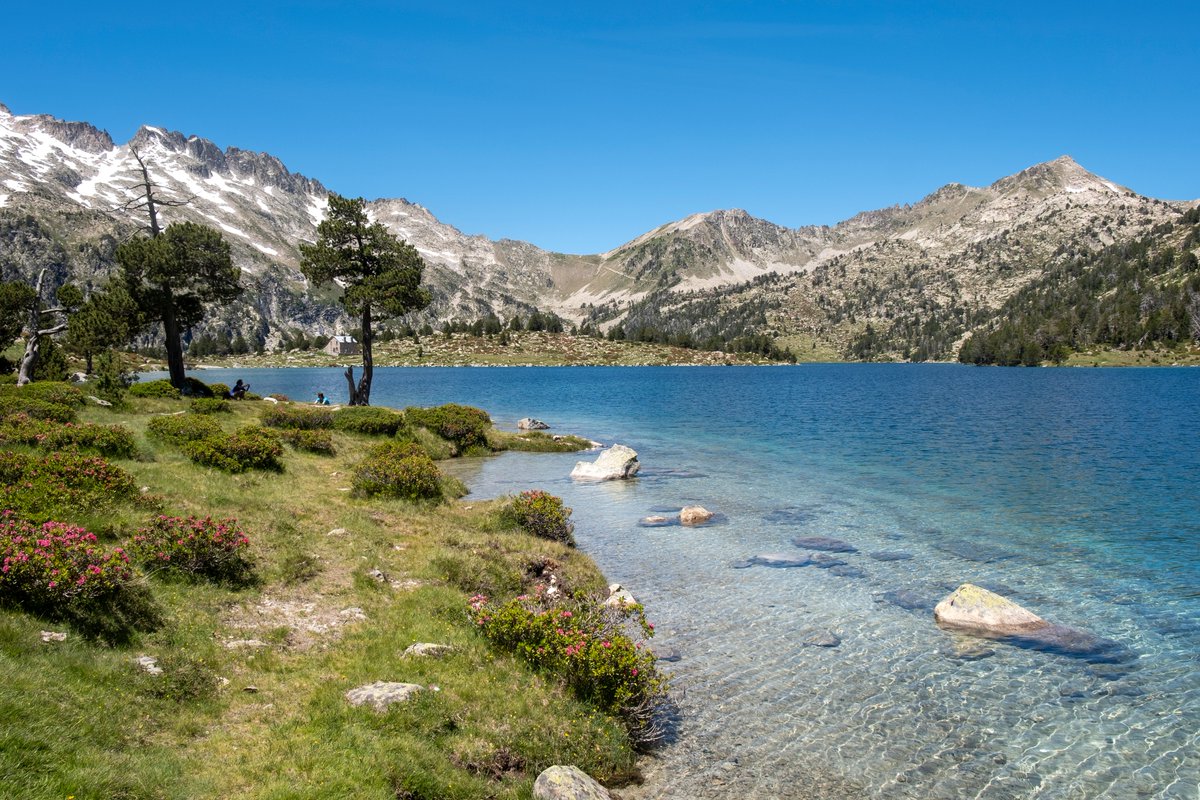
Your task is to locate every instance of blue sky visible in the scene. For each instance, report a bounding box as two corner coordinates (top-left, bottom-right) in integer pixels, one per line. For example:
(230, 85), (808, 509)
(5, 1), (1198, 253)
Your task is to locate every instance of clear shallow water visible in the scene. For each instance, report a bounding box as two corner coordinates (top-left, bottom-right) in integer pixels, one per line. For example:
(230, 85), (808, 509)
(163, 364), (1199, 798)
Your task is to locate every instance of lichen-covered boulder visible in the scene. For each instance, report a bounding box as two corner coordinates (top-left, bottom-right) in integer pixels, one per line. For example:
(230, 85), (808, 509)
(345, 681), (423, 711)
(679, 506), (714, 525)
(934, 583), (1046, 634)
(532, 765), (611, 800)
(403, 642), (453, 658)
(570, 444), (639, 480)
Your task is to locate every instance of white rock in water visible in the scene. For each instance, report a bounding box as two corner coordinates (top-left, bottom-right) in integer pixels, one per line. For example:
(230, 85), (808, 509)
(934, 583), (1046, 634)
(518, 417), (550, 430)
(570, 444), (640, 480)
(679, 506), (714, 525)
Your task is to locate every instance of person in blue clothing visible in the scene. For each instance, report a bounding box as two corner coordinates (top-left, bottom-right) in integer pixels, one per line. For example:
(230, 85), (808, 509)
(314, 392), (331, 405)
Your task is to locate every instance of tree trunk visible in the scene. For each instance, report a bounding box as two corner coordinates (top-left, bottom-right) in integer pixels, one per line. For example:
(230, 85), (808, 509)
(356, 306), (374, 406)
(162, 300), (187, 391)
(16, 269), (48, 386)
(344, 366), (359, 405)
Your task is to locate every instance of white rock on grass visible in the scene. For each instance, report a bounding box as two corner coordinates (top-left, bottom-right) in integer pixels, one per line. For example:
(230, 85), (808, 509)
(533, 765), (611, 800)
(570, 444), (639, 480)
(135, 655), (163, 676)
(345, 681), (423, 711)
(403, 642), (453, 658)
(40, 631), (67, 643)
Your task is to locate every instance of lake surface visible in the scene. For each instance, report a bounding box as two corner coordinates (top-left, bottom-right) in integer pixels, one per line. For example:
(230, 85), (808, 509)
(160, 364), (1200, 798)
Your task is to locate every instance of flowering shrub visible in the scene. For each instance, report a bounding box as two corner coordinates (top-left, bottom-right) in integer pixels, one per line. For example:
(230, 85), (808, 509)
(0, 395), (77, 424)
(404, 403), (492, 454)
(182, 427), (284, 473)
(331, 406), (405, 436)
(504, 490), (575, 546)
(129, 515), (254, 584)
(352, 441), (443, 500)
(0, 450), (140, 523)
(0, 413), (137, 458)
(147, 413), (222, 445)
(0, 381), (85, 408)
(189, 397), (231, 414)
(278, 428), (336, 455)
(260, 404), (334, 430)
(128, 379), (181, 399)
(0, 511), (159, 641)
(468, 589), (668, 743)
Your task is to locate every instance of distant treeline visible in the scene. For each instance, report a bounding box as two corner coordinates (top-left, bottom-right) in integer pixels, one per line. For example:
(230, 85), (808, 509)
(959, 208), (1200, 365)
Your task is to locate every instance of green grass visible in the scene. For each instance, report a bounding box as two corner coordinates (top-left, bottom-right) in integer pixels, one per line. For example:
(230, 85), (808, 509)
(0, 396), (645, 799)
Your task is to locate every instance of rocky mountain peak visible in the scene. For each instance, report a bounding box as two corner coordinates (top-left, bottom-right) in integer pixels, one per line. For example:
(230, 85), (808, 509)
(0, 103), (11, 116)
(990, 155), (1128, 197)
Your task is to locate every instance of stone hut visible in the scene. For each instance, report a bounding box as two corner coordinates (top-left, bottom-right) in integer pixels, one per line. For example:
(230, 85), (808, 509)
(325, 335), (359, 356)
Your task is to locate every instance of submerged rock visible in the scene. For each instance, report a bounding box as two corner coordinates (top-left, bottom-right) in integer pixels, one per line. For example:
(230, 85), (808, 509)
(802, 630), (842, 648)
(791, 535), (858, 553)
(747, 552), (812, 568)
(828, 564), (867, 579)
(810, 553), (849, 569)
(639, 515), (673, 527)
(869, 550), (913, 562)
(941, 540), (1016, 564)
(876, 589), (934, 611)
(679, 506), (715, 525)
(533, 765), (611, 800)
(570, 444), (640, 480)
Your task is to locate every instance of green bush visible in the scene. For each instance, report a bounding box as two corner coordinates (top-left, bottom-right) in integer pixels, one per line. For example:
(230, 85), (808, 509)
(207, 382), (231, 399)
(189, 397), (231, 415)
(503, 490), (576, 546)
(0, 450), (140, 524)
(468, 591), (667, 743)
(129, 515), (254, 585)
(183, 428), (284, 473)
(0, 395), (76, 424)
(0, 413), (137, 458)
(181, 377), (214, 398)
(405, 403), (492, 454)
(146, 413), (222, 446)
(352, 441), (444, 500)
(0, 512), (160, 642)
(490, 430), (593, 453)
(332, 406), (405, 436)
(260, 404), (334, 430)
(128, 379), (181, 399)
(278, 428), (336, 455)
(0, 381), (84, 407)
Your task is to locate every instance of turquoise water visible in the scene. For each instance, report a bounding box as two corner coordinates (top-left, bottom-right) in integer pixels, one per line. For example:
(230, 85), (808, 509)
(160, 364), (1199, 798)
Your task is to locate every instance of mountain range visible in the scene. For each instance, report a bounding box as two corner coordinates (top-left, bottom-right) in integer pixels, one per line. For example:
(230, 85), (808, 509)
(1, 102), (1196, 359)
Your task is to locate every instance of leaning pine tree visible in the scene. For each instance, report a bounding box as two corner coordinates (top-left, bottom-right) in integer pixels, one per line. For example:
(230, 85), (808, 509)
(299, 194), (431, 405)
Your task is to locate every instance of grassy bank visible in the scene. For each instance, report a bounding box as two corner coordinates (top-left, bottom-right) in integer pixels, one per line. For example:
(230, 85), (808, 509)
(0, 386), (658, 799)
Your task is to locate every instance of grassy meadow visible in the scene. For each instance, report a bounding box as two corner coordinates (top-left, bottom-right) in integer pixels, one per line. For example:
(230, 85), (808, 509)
(0, 385), (653, 800)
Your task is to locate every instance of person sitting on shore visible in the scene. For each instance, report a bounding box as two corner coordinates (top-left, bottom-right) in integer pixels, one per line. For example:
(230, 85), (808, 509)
(229, 379), (248, 400)
(314, 392), (331, 405)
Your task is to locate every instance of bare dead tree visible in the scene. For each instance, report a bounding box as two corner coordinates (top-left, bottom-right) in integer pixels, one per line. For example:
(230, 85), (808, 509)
(114, 146), (194, 238)
(16, 270), (79, 385)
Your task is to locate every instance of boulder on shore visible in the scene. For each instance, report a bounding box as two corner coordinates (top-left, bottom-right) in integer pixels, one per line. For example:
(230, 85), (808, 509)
(518, 417), (551, 430)
(570, 444), (640, 480)
(679, 506), (714, 525)
(933, 583), (1046, 635)
(533, 765), (611, 800)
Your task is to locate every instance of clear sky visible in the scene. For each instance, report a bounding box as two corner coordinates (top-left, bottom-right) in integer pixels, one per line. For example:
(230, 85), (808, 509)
(5, 1), (1198, 253)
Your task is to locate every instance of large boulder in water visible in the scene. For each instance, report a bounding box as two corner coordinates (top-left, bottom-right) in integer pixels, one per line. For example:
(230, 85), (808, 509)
(570, 444), (640, 480)
(533, 765), (611, 800)
(518, 417), (550, 430)
(934, 583), (1046, 634)
(679, 506), (714, 525)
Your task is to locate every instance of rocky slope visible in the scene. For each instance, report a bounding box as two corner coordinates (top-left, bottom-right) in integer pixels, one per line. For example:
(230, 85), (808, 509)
(1, 102), (1195, 357)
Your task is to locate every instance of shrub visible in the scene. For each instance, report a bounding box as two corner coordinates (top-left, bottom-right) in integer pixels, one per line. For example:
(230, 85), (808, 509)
(0, 512), (160, 642)
(331, 406), (405, 436)
(490, 430), (593, 453)
(278, 428), (336, 455)
(468, 590), (668, 743)
(353, 441), (443, 500)
(504, 490), (576, 546)
(0, 450), (140, 523)
(183, 427), (284, 473)
(207, 382), (230, 399)
(181, 377), (214, 398)
(147, 413), (222, 446)
(129, 515), (254, 585)
(93, 350), (137, 404)
(128, 379), (181, 399)
(405, 403), (491, 454)
(0, 395), (76, 424)
(0, 413), (137, 458)
(189, 397), (231, 415)
(0, 381), (84, 408)
(260, 404), (334, 430)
